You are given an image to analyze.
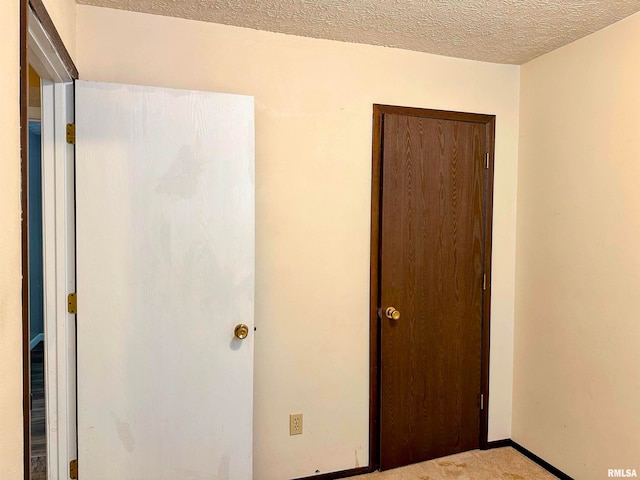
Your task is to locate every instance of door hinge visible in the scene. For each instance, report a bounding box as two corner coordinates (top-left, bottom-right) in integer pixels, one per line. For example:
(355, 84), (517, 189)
(480, 394), (485, 410)
(66, 123), (76, 144)
(68, 292), (77, 314)
(485, 152), (489, 169)
(69, 459), (78, 479)
(482, 274), (487, 291)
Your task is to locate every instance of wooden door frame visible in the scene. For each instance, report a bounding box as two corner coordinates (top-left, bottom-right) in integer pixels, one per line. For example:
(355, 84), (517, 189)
(21, 0), (78, 478)
(369, 104), (496, 469)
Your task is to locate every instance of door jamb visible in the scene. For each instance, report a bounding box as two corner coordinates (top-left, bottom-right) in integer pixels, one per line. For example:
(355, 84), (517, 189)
(21, 1), (78, 478)
(369, 104), (496, 469)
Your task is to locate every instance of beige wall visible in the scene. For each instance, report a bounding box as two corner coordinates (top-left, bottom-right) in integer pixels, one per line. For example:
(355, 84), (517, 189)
(0, 1), (25, 478)
(514, 11), (640, 480)
(41, 0), (77, 59)
(76, 6), (520, 479)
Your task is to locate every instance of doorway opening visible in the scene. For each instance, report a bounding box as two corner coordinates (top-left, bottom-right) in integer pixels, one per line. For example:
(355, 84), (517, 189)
(369, 104), (496, 471)
(27, 63), (46, 480)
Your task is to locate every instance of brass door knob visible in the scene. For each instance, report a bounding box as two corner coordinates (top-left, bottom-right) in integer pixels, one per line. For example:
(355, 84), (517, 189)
(234, 324), (249, 339)
(385, 307), (400, 320)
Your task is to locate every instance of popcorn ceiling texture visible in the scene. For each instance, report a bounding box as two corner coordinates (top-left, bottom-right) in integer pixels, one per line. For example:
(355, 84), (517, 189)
(76, 0), (640, 64)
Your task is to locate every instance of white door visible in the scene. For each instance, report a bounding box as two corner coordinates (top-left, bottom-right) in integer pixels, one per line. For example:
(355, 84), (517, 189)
(75, 80), (255, 480)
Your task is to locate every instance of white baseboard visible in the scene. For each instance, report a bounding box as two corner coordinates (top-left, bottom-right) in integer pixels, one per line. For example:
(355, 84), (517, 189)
(30, 333), (44, 350)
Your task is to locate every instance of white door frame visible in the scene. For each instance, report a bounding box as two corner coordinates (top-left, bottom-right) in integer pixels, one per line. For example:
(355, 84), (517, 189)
(28, 6), (77, 479)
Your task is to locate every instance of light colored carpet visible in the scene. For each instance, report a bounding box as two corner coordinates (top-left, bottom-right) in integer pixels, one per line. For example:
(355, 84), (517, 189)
(345, 447), (558, 480)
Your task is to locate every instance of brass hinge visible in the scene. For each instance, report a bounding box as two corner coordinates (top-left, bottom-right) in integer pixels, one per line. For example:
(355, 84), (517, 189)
(480, 394), (485, 410)
(66, 123), (76, 144)
(485, 152), (489, 169)
(70, 459), (78, 479)
(68, 292), (77, 314)
(483, 274), (487, 291)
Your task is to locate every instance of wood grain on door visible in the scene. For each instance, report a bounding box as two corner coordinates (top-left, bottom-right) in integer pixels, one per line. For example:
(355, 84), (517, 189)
(377, 108), (493, 470)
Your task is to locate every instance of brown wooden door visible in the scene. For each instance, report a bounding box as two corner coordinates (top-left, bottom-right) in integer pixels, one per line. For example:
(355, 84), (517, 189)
(375, 106), (494, 471)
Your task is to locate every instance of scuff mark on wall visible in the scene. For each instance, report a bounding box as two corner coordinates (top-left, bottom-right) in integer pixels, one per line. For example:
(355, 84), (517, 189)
(217, 453), (230, 480)
(116, 420), (135, 452)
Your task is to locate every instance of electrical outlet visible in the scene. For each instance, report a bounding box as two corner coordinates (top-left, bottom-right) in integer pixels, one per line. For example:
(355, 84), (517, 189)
(289, 413), (303, 435)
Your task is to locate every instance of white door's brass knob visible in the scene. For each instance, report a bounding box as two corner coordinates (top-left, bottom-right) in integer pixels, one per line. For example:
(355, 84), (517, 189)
(234, 324), (249, 339)
(385, 307), (400, 320)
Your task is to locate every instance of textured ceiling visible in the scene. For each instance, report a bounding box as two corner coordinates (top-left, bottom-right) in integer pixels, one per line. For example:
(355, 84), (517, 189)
(76, 0), (640, 64)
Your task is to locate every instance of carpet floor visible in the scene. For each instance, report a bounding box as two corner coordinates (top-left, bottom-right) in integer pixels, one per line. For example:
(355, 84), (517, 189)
(31, 342), (46, 480)
(345, 447), (558, 480)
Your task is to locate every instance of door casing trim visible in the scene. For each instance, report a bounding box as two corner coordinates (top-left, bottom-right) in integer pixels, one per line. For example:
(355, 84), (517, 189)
(369, 104), (496, 469)
(21, 1), (78, 478)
